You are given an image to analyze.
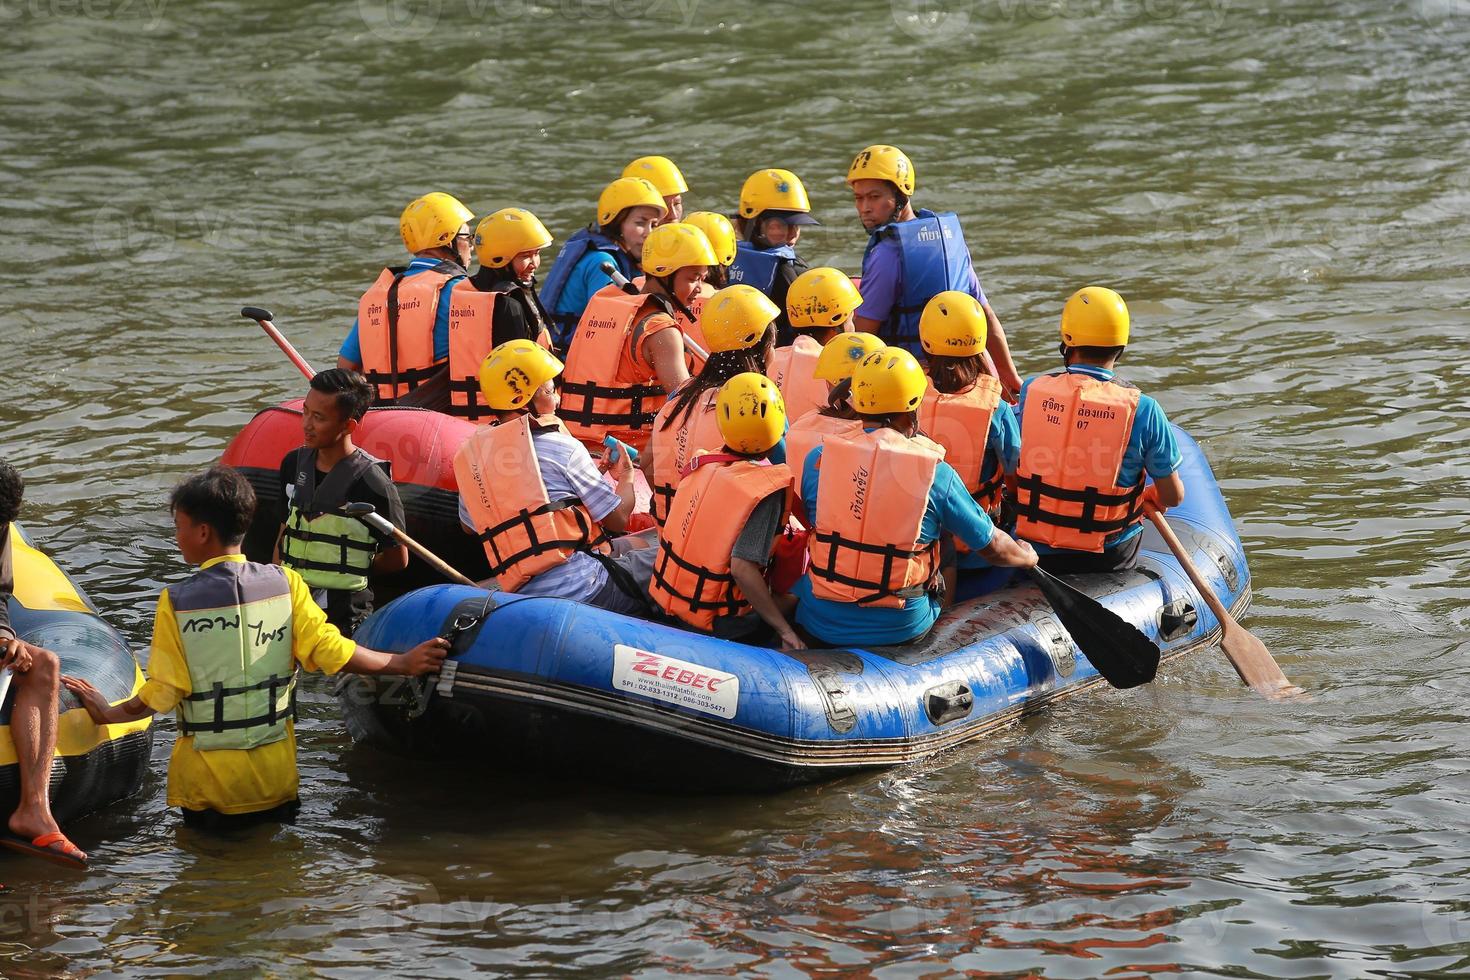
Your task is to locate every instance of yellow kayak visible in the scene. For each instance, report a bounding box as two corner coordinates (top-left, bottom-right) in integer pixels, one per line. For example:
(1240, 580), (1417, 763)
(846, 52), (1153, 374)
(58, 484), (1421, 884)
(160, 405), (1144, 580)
(1, 525), (152, 823)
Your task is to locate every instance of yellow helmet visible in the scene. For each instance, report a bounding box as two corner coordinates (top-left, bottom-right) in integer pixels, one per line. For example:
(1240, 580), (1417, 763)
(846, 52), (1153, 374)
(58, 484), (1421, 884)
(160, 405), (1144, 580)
(640, 222), (717, 277)
(700, 284), (780, 353)
(622, 156), (689, 197)
(683, 211), (738, 267)
(1060, 286), (1130, 347)
(738, 168), (813, 219)
(787, 267), (863, 330)
(919, 290), (987, 356)
(850, 347), (927, 415)
(716, 372), (787, 455)
(478, 340), (563, 411)
(814, 332), (885, 383)
(474, 208), (553, 269)
(846, 144), (916, 197)
(400, 192), (474, 253)
(597, 177), (667, 228)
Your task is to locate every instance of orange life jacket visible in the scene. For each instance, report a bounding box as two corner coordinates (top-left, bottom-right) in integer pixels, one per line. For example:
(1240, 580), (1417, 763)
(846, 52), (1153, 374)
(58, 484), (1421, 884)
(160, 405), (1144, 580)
(918, 375), (1004, 514)
(785, 410), (862, 509)
(358, 264), (461, 403)
(807, 428), (944, 608)
(769, 335), (827, 424)
(1013, 371), (1144, 553)
(647, 385), (724, 529)
(453, 412), (612, 591)
(559, 286), (685, 451)
(446, 281), (553, 422)
(649, 456), (794, 631)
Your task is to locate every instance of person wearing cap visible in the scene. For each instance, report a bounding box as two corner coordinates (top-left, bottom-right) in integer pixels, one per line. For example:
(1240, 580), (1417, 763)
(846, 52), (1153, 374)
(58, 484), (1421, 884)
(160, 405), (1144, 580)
(783, 332), (885, 503)
(649, 373), (805, 650)
(455, 341), (657, 614)
(442, 208), (558, 421)
(1012, 287), (1183, 573)
(539, 177), (669, 353)
(643, 284), (782, 529)
(682, 211), (738, 290)
(623, 156), (689, 224)
(731, 168), (820, 345)
(337, 192), (474, 404)
(845, 145), (1023, 399)
(558, 222), (715, 452)
(792, 347), (1038, 648)
(915, 291), (1020, 603)
(771, 267), (864, 423)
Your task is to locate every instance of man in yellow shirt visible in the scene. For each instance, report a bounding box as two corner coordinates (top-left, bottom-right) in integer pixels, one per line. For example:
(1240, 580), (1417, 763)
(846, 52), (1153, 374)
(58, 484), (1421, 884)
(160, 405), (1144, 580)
(62, 465), (448, 829)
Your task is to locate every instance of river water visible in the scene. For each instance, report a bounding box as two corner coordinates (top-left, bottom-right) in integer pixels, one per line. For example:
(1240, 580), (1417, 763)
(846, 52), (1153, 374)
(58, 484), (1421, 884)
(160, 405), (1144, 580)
(2, 0), (1469, 974)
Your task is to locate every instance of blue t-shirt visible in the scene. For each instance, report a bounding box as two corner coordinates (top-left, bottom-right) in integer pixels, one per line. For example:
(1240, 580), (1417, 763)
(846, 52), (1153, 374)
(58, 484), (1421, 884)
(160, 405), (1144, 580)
(957, 404), (1021, 571)
(792, 432), (996, 647)
(339, 257), (464, 365)
(1014, 364), (1181, 553)
(555, 248), (623, 320)
(854, 235), (988, 324)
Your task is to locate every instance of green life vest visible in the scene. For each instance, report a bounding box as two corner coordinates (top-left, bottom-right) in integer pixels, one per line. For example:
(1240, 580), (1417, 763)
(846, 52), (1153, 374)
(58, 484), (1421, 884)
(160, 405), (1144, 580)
(279, 448), (386, 593)
(173, 560), (298, 751)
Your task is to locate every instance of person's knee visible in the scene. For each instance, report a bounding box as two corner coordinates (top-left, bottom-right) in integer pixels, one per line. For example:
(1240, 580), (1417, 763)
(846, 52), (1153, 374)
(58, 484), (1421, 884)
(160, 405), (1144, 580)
(25, 647), (60, 684)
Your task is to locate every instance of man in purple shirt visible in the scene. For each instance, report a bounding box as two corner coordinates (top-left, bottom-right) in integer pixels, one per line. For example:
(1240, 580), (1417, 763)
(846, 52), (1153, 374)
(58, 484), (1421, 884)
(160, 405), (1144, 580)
(847, 144), (1023, 399)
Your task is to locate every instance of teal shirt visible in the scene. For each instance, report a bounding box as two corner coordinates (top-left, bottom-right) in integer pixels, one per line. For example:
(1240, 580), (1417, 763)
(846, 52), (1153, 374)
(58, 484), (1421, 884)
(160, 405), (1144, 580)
(1014, 365), (1181, 553)
(956, 402), (1021, 571)
(793, 432), (996, 647)
(556, 249), (623, 320)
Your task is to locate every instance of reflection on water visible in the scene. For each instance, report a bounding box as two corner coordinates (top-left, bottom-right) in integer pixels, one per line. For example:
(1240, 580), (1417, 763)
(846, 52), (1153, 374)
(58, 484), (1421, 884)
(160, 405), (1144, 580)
(2, 0), (1469, 973)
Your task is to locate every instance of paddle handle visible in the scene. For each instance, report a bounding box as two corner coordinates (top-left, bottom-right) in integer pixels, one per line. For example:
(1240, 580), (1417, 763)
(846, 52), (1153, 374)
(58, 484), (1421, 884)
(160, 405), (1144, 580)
(1145, 508), (1233, 626)
(242, 307), (316, 380)
(358, 511), (477, 588)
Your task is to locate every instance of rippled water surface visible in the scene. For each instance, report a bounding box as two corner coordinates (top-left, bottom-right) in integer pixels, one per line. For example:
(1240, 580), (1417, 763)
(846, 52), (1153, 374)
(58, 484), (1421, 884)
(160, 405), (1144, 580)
(2, 0), (1468, 974)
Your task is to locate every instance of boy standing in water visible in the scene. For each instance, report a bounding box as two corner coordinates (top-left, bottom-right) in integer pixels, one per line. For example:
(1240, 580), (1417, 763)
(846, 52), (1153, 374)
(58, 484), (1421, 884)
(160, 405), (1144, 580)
(274, 369), (408, 637)
(62, 466), (448, 830)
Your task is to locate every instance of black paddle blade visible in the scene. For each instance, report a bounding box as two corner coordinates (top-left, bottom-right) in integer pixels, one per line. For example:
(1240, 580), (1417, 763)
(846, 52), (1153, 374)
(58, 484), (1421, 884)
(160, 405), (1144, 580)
(1026, 567), (1160, 689)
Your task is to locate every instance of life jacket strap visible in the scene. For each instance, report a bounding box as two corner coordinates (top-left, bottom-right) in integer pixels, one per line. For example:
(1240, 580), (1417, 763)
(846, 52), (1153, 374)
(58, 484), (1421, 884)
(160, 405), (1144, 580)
(476, 498), (609, 577)
(1011, 473), (1145, 533)
(649, 538), (745, 617)
(558, 379), (667, 428)
(809, 529), (937, 604)
(178, 672), (298, 735)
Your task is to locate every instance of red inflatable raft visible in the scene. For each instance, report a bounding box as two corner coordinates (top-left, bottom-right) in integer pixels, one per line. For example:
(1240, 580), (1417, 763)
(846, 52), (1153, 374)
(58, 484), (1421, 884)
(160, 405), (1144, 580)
(220, 400), (491, 597)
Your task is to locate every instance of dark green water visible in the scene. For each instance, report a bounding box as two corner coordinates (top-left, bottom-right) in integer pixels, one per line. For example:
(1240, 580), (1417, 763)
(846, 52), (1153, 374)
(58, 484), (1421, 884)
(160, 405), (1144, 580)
(2, 0), (1469, 974)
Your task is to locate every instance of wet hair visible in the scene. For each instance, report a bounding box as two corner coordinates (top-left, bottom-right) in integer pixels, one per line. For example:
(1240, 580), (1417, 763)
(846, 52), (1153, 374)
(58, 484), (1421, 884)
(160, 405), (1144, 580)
(310, 368), (373, 422)
(170, 465), (256, 546)
(0, 460), (23, 528)
(661, 325), (777, 430)
(928, 353), (983, 395)
(1062, 344), (1126, 363)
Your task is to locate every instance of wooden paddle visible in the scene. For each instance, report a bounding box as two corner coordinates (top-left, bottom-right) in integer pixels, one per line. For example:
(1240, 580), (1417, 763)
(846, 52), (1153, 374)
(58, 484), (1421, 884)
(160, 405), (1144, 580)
(341, 502), (478, 587)
(1025, 566), (1160, 689)
(1145, 506), (1300, 698)
(241, 306), (315, 380)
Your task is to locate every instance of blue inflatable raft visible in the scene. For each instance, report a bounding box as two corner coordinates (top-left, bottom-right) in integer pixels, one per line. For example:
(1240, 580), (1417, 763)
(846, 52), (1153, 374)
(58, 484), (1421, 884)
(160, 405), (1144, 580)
(341, 428), (1248, 790)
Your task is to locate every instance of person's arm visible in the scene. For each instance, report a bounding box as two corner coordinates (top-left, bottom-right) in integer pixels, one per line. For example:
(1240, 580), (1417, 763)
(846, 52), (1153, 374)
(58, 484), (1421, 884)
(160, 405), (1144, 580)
(368, 474), (410, 574)
(852, 243), (899, 336)
(852, 315), (882, 334)
(594, 441), (635, 533)
(1138, 396), (1185, 512)
(272, 523), (285, 564)
(979, 528), (1038, 569)
(338, 638), (449, 676)
(58, 680), (154, 726)
(730, 559), (804, 651)
(338, 319), (363, 372)
(982, 303), (1022, 402)
(0, 531), (14, 642)
(643, 327), (690, 393)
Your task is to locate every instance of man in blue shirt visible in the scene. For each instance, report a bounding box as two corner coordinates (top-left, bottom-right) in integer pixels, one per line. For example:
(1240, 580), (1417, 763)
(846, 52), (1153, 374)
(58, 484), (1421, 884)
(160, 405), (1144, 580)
(793, 348), (1037, 648)
(1012, 287), (1184, 573)
(336, 193), (474, 399)
(846, 144), (1023, 399)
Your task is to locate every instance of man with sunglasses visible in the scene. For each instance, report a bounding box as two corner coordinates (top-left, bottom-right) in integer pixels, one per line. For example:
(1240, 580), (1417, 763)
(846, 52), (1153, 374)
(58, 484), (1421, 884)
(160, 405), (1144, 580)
(336, 193), (475, 405)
